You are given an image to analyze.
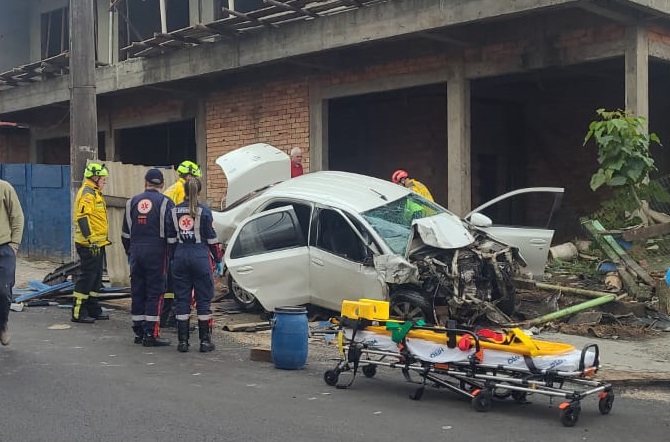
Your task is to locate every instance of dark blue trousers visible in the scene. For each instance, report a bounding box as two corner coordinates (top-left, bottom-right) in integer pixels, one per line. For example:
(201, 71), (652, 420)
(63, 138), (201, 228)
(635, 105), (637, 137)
(129, 243), (167, 330)
(0, 244), (16, 331)
(172, 244), (214, 319)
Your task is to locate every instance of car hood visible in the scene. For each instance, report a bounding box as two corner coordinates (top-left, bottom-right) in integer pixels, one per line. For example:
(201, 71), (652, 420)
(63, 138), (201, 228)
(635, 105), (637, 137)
(406, 213), (474, 257)
(215, 143), (291, 207)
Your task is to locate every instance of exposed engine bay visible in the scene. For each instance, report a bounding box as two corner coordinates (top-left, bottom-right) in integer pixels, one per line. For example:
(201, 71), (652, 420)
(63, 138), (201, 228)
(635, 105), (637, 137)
(410, 232), (521, 325)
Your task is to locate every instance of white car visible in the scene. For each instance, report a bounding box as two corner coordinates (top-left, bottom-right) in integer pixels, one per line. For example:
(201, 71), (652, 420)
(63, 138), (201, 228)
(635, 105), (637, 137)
(212, 144), (563, 323)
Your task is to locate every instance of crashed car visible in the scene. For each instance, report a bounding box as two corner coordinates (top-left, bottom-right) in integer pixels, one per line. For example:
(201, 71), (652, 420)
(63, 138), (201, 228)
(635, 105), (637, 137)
(213, 143), (562, 324)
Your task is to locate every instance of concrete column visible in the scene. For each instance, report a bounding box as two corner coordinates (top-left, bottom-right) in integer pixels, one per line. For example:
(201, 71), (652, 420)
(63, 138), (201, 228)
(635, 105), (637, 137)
(625, 26), (649, 122)
(309, 85), (327, 171)
(447, 63), (471, 217)
(196, 96), (208, 200)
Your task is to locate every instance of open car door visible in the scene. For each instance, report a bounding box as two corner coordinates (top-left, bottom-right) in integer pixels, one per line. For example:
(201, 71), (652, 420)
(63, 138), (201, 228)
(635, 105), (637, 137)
(224, 206), (310, 311)
(465, 187), (564, 280)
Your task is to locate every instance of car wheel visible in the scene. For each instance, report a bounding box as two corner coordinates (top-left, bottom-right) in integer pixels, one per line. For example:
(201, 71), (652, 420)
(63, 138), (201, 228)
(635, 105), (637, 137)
(228, 274), (260, 311)
(493, 273), (517, 316)
(390, 289), (435, 323)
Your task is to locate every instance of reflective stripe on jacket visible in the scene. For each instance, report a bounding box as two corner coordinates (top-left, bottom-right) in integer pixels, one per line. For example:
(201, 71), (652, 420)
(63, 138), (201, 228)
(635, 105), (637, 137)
(74, 179), (109, 246)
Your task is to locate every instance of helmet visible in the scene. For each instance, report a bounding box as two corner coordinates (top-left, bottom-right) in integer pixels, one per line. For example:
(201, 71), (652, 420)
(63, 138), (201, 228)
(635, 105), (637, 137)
(176, 160), (202, 178)
(391, 169), (409, 184)
(84, 162), (109, 178)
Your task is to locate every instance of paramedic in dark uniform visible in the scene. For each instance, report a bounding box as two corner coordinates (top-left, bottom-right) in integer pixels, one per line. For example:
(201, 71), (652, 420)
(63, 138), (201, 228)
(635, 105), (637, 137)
(121, 168), (175, 347)
(161, 159), (202, 328)
(72, 163), (111, 323)
(167, 178), (224, 353)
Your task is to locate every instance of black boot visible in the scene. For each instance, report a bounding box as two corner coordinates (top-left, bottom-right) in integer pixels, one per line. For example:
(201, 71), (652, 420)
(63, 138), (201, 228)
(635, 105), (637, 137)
(142, 322), (171, 347)
(71, 294), (95, 324)
(132, 321), (144, 344)
(198, 320), (215, 353)
(177, 320), (190, 353)
(88, 295), (109, 320)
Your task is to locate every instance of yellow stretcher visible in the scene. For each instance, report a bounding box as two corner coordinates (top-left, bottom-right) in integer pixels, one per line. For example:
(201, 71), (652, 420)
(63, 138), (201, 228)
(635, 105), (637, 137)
(324, 299), (615, 427)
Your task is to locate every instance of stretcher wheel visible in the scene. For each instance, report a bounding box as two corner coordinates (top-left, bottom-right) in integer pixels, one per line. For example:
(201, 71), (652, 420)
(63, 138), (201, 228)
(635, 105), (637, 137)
(409, 388), (424, 401)
(471, 391), (492, 412)
(598, 392), (615, 415)
(362, 364), (377, 378)
(324, 370), (339, 386)
(559, 405), (580, 427)
(511, 391), (528, 403)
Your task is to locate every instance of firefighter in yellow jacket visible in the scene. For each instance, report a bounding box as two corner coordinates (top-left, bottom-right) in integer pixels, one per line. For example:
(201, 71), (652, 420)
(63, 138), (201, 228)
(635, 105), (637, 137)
(391, 169), (434, 202)
(72, 163), (111, 323)
(161, 160), (202, 327)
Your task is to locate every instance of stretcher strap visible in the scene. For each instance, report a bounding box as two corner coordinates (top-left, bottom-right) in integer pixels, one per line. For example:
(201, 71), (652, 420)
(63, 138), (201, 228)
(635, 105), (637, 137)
(386, 319), (426, 343)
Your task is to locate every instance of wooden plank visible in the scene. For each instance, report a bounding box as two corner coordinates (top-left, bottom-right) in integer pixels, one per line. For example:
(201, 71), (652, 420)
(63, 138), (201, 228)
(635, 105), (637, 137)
(592, 220), (656, 287)
(581, 219), (641, 291)
(622, 222), (670, 241)
(223, 322), (272, 332)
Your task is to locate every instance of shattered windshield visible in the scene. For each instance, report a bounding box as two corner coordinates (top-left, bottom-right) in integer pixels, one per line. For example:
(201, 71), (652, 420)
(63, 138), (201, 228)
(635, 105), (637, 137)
(361, 193), (446, 255)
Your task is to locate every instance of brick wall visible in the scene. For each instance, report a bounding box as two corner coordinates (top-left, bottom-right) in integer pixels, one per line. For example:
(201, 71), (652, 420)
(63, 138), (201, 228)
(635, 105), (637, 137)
(0, 129), (30, 163)
(206, 80), (310, 206)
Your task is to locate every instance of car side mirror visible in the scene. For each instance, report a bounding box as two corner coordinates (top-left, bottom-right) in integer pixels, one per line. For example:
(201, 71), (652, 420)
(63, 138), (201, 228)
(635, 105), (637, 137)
(469, 212), (493, 227)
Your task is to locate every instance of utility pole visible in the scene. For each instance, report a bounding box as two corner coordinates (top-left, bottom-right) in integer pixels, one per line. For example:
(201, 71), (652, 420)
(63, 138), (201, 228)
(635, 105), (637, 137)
(69, 0), (98, 255)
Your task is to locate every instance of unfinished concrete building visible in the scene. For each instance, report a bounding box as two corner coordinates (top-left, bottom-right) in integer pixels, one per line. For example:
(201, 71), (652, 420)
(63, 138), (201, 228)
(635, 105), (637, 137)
(2, 0), (670, 241)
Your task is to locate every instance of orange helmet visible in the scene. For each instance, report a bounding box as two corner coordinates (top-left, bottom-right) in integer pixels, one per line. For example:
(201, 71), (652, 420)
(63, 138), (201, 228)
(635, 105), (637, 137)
(391, 169), (409, 184)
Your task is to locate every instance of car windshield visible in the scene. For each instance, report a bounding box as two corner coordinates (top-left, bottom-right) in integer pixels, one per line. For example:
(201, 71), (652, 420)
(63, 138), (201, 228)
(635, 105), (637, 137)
(361, 193), (446, 255)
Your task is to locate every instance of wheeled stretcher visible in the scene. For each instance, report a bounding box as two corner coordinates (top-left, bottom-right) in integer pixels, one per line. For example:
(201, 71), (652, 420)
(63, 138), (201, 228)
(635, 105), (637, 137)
(323, 300), (615, 427)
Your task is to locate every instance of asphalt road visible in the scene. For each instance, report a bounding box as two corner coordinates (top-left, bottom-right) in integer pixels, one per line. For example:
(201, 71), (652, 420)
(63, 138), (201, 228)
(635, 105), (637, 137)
(1, 306), (669, 442)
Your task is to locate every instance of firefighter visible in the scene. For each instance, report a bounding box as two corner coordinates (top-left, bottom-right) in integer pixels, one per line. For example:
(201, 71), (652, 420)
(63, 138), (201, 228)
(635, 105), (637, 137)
(72, 162), (111, 324)
(121, 169), (175, 346)
(167, 178), (224, 353)
(391, 169), (434, 202)
(161, 160), (202, 328)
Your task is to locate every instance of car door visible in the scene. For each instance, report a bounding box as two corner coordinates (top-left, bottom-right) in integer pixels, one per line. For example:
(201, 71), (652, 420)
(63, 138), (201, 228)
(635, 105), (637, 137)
(465, 187), (564, 280)
(309, 207), (386, 312)
(225, 206), (310, 311)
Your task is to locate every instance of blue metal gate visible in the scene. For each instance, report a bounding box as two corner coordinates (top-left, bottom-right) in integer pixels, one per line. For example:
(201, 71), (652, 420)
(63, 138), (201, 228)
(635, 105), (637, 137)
(0, 164), (71, 261)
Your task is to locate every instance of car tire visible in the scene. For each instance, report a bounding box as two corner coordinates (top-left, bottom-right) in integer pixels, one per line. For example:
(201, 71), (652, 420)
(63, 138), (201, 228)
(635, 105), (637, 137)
(228, 274), (260, 311)
(493, 273), (517, 316)
(390, 289), (435, 324)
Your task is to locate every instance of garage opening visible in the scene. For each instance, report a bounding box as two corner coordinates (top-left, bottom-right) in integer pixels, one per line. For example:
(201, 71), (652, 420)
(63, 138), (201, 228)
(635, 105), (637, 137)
(328, 84), (448, 204)
(116, 119), (196, 168)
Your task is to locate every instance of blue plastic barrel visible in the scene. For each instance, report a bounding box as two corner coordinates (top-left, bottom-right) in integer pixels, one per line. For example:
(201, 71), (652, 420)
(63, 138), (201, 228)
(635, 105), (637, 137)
(271, 306), (308, 370)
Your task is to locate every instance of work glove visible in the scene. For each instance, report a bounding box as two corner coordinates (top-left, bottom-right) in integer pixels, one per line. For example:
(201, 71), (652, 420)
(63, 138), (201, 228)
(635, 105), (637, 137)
(89, 242), (100, 256)
(215, 262), (225, 277)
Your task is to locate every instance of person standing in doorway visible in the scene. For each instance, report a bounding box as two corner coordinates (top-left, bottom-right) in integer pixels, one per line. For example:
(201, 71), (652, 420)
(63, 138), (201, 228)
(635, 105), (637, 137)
(72, 163), (111, 323)
(290, 147), (304, 178)
(122, 169), (175, 347)
(0, 178), (24, 346)
(167, 178), (224, 353)
(390, 169), (435, 202)
(162, 160), (202, 328)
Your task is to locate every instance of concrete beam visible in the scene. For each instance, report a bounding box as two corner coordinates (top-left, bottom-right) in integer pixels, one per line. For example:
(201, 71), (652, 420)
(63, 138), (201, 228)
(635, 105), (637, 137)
(465, 38), (626, 78)
(625, 26), (649, 120)
(622, 0), (670, 17)
(447, 63), (471, 216)
(0, 0), (582, 115)
(649, 39), (670, 61)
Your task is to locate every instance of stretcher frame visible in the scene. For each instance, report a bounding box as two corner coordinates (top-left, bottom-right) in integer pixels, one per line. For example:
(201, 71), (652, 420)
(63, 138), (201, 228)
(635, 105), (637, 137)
(324, 319), (615, 427)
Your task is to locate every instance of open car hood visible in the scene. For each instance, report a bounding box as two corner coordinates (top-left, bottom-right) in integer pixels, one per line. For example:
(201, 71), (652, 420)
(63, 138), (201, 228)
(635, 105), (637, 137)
(215, 143), (291, 208)
(406, 213), (474, 258)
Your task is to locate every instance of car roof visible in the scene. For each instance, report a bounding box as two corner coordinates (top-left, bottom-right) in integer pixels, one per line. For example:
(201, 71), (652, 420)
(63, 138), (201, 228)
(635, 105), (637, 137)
(262, 171), (412, 213)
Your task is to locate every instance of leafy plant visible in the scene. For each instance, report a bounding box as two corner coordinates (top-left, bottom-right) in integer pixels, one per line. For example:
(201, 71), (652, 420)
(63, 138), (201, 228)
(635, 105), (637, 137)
(583, 108), (662, 206)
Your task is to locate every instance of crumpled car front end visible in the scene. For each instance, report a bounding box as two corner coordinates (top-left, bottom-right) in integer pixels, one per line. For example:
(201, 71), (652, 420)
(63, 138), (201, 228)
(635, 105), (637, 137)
(362, 194), (523, 325)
